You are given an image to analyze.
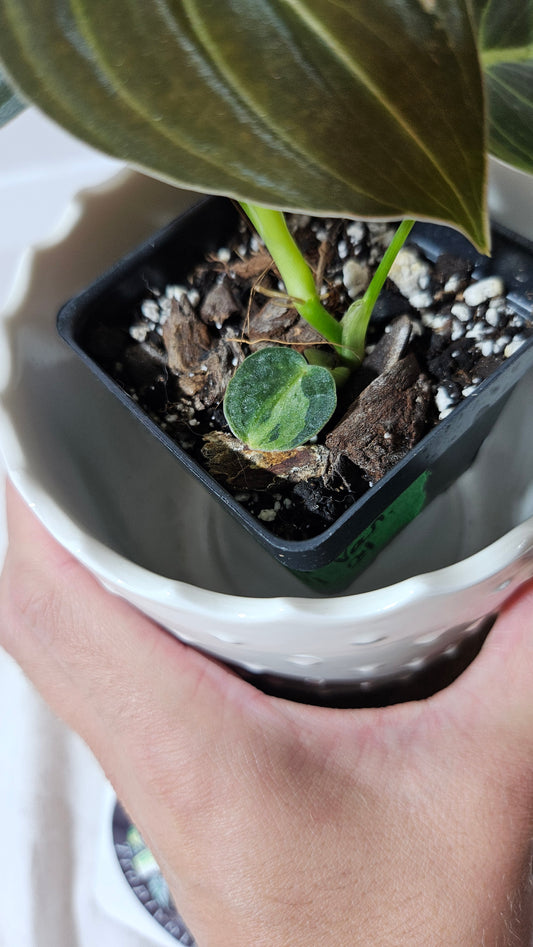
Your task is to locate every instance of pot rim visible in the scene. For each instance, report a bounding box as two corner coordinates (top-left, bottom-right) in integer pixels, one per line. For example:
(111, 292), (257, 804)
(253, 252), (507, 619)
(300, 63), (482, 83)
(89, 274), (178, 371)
(1, 167), (533, 635)
(6, 464), (533, 626)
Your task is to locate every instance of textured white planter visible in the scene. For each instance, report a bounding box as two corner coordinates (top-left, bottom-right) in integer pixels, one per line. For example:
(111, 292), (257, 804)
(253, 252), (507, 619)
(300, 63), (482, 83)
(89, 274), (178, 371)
(1, 163), (532, 702)
(489, 156), (533, 242)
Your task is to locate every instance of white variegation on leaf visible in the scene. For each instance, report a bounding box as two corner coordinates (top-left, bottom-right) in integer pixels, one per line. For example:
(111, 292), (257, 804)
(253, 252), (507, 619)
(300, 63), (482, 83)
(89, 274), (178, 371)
(223, 347), (336, 451)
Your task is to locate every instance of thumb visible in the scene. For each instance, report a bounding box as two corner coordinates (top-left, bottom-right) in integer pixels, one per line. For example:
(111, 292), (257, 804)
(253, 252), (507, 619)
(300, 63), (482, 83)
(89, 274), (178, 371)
(434, 575), (533, 753)
(0, 479), (268, 813)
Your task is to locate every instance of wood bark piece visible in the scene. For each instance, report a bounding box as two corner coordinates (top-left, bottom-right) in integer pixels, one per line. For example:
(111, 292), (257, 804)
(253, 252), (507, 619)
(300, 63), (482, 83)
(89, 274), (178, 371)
(163, 297), (244, 408)
(326, 353), (431, 482)
(227, 248), (274, 281)
(247, 299), (296, 342)
(163, 296), (211, 372)
(364, 314), (415, 374)
(199, 276), (240, 325)
(202, 431), (330, 490)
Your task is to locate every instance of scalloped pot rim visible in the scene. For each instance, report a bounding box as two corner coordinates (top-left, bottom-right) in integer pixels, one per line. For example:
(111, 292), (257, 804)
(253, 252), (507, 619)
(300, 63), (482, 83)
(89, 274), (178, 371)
(5, 464), (533, 626)
(1, 168), (533, 679)
(489, 154), (533, 182)
(0, 167), (134, 321)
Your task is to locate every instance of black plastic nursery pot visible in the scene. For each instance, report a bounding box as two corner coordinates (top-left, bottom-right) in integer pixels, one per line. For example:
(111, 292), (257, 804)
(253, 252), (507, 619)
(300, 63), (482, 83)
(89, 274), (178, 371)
(57, 197), (533, 593)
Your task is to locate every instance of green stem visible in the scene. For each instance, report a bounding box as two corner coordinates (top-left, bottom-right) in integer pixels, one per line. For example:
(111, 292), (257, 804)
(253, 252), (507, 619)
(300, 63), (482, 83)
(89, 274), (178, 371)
(241, 203), (415, 372)
(365, 218), (415, 313)
(341, 218), (414, 363)
(240, 202), (345, 350)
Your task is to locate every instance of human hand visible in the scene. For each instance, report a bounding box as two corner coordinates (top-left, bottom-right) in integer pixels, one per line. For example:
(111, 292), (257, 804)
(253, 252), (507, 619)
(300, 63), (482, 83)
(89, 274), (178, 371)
(1, 480), (533, 946)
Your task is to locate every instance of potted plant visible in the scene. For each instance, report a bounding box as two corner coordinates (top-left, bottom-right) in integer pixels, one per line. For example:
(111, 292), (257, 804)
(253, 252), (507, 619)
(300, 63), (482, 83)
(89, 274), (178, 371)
(0, 0), (532, 593)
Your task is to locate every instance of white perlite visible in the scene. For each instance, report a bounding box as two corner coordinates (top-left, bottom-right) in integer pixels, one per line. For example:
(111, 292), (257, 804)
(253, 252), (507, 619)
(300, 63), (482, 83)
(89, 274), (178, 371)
(346, 220), (365, 244)
(463, 276), (505, 308)
(465, 322), (488, 340)
(129, 324), (148, 342)
(451, 302), (471, 323)
(409, 290), (434, 309)
(476, 340), (494, 357)
(504, 337), (525, 358)
(492, 335), (510, 354)
(187, 288), (201, 306)
(422, 312), (450, 331)
(141, 299), (160, 321)
(435, 386), (454, 416)
(258, 508), (277, 522)
(444, 274), (462, 294)
(343, 259), (369, 298)
(337, 239), (348, 259)
(389, 246), (431, 304)
(484, 306), (501, 327)
(165, 284), (187, 300)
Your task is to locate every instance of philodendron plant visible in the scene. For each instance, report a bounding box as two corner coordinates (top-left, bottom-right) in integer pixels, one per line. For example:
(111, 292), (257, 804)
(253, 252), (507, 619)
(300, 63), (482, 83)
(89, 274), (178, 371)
(0, 0), (532, 452)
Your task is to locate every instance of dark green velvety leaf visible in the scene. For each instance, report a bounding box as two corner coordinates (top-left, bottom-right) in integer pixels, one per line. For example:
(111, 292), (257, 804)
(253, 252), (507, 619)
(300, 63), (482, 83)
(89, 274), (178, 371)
(0, 64), (25, 126)
(469, 0), (487, 32)
(479, 0), (533, 173)
(0, 0), (488, 248)
(224, 347), (336, 451)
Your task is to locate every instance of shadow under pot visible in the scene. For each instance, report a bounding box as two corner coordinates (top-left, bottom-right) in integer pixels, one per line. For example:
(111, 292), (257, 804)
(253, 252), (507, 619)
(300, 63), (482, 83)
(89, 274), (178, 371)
(57, 197), (533, 593)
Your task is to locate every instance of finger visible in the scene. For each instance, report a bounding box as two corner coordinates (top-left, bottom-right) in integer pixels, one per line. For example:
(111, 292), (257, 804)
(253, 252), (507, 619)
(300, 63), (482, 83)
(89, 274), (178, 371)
(1, 484), (361, 930)
(427, 577), (533, 757)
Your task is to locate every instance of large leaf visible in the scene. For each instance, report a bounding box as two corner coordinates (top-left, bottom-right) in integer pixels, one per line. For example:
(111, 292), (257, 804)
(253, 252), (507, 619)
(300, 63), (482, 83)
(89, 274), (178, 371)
(478, 0), (533, 174)
(0, 0), (487, 249)
(0, 64), (25, 127)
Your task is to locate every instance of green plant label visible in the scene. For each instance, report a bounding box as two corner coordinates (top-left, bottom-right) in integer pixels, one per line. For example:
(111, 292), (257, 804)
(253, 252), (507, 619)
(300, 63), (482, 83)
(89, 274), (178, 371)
(293, 471), (431, 593)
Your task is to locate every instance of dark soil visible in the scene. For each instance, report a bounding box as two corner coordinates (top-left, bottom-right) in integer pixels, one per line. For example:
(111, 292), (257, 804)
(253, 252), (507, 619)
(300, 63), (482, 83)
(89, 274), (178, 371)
(86, 208), (532, 541)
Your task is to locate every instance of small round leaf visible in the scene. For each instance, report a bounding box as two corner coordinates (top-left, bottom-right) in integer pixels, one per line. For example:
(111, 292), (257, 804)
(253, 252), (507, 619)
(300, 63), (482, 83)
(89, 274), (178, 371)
(224, 348), (336, 451)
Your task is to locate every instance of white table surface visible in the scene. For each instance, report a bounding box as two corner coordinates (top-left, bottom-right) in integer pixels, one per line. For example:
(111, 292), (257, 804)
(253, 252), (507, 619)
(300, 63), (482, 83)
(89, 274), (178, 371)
(0, 109), (175, 947)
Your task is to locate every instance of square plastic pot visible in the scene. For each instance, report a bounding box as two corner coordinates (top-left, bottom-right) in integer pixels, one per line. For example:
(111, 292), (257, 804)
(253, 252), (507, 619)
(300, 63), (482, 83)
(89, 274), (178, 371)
(57, 197), (533, 593)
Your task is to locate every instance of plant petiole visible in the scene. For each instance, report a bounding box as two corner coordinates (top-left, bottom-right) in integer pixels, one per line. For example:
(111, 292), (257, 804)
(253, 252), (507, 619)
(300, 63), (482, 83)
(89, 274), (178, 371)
(226, 209), (416, 451)
(340, 218), (415, 363)
(240, 202), (354, 362)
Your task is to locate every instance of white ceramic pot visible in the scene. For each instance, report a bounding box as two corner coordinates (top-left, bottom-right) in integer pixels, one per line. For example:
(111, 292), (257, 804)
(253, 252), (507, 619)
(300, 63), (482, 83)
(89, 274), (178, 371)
(489, 156), (533, 243)
(1, 163), (533, 702)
